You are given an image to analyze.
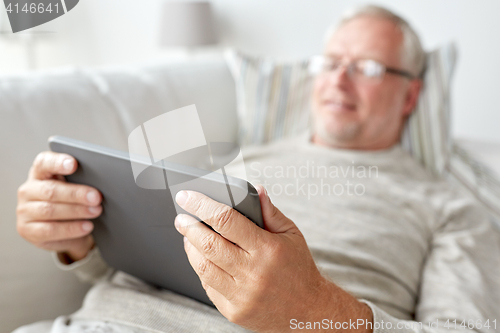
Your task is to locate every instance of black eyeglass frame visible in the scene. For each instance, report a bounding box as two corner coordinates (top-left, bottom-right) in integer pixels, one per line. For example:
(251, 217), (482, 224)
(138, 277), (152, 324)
(385, 67), (416, 80)
(310, 56), (418, 81)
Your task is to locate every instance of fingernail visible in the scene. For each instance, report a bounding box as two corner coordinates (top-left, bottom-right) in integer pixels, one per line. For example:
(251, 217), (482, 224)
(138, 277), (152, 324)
(175, 214), (187, 230)
(175, 191), (189, 206)
(82, 222), (93, 232)
(262, 186), (269, 197)
(87, 191), (99, 204)
(183, 236), (188, 243)
(260, 186), (269, 200)
(88, 206), (100, 215)
(62, 159), (73, 171)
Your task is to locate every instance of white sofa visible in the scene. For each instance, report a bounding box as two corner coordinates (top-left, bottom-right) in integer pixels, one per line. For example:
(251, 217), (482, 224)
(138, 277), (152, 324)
(0, 57), (240, 332)
(2, 55), (499, 333)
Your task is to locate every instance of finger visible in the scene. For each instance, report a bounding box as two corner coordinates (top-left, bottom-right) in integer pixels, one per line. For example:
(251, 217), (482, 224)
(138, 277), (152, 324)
(175, 214), (247, 276)
(37, 234), (94, 254)
(255, 184), (300, 234)
(184, 236), (236, 300)
(18, 201), (102, 221)
(18, 220), (94, 244)
(175, 191), (263, 251)
(18, 179), (101, 206)
(201, 280), (232, 313)
(29, 151), (78, 180)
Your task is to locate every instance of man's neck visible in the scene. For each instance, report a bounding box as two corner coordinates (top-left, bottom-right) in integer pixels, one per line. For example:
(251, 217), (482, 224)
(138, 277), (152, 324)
(311, 133), (398, 151)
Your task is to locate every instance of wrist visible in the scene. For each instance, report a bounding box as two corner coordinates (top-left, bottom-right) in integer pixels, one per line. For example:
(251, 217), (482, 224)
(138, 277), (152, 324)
(59, 242), (95, 264)
(306, 277), (373, 333)
(58, 250), (86, 265)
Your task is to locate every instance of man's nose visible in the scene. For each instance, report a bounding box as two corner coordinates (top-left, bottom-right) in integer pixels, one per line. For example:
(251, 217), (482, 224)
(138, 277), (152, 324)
(325, 64), (351, 88)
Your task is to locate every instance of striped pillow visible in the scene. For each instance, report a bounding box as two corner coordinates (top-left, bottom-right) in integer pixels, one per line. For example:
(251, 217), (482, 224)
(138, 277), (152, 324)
(224, 50), (312, 145)
(401, 43), (457, 175)
(226, 45), (456, 176)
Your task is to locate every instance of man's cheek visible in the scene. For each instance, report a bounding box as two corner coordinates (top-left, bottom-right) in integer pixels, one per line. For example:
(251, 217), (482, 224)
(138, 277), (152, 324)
(357, 87), (388, 117)
(311, 83), (323, 109)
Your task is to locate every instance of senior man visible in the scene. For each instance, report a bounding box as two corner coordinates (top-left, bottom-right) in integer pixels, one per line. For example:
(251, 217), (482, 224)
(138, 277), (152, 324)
(15, 5), (500, 333)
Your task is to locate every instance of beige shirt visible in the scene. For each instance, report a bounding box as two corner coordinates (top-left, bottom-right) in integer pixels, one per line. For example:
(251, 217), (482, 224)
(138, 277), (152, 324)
(56, 134), (500, 332)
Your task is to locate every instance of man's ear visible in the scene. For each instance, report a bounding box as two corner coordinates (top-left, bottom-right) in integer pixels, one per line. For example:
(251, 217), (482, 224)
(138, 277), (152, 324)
(402, 79), (422, 116)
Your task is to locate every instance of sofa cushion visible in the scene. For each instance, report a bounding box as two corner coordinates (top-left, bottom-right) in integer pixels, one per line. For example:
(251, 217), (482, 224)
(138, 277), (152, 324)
(0, 56), (238, 332)
(0, 68), (128, 333)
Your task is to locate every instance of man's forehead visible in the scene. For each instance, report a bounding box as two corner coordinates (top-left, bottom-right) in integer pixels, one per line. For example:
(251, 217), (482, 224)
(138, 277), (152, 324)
(325, 16), (404, 65)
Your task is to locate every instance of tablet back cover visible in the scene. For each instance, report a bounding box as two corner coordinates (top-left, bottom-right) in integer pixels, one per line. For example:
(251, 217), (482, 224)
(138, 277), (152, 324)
(49, 136), (263, 307)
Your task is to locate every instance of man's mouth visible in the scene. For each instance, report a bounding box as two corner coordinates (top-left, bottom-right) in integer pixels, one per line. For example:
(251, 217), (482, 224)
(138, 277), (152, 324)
(321, 100), (356, 113)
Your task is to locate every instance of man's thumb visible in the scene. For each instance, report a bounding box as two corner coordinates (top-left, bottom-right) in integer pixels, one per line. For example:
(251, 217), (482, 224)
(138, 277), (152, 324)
(255, 185), (299, 234)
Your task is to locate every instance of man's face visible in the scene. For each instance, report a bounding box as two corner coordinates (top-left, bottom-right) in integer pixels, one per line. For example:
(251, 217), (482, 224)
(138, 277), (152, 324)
(312, 15), (420, 150)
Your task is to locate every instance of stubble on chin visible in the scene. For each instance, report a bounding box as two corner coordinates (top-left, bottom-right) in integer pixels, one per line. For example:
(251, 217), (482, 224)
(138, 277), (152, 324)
(313, 116), (361, 146)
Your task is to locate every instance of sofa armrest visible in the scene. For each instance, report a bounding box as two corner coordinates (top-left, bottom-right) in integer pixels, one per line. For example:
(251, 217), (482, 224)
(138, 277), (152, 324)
(455, 139), (500, 176)
(448, 139), (500, 229)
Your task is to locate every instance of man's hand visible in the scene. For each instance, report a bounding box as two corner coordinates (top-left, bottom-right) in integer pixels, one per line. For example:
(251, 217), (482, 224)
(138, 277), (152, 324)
(174, 186), (372, 332)
(16, 151), (102, 262)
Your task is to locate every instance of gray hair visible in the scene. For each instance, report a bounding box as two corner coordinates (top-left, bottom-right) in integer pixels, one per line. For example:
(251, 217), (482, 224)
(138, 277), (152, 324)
(324, 5), (426, 78)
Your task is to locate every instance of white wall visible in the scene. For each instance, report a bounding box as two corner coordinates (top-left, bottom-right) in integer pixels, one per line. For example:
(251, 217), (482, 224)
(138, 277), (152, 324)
(1, 0), (499, 143)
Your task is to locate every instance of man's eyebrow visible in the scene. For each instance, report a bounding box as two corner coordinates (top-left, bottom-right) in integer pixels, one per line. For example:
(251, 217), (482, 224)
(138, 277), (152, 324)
(324, 52), (388, 64)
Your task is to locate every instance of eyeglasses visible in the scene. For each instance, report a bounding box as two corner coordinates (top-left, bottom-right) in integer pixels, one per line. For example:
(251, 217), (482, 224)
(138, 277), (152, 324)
(309, 55), (416, 84)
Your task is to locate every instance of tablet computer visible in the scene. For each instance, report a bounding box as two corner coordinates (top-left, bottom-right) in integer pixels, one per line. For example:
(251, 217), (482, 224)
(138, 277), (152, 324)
(49, 135), (263, 307)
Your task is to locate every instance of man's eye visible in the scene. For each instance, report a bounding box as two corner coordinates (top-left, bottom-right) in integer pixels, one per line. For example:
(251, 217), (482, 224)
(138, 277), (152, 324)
(359, 60), (383, 78)
(327, 59), (342, 71)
